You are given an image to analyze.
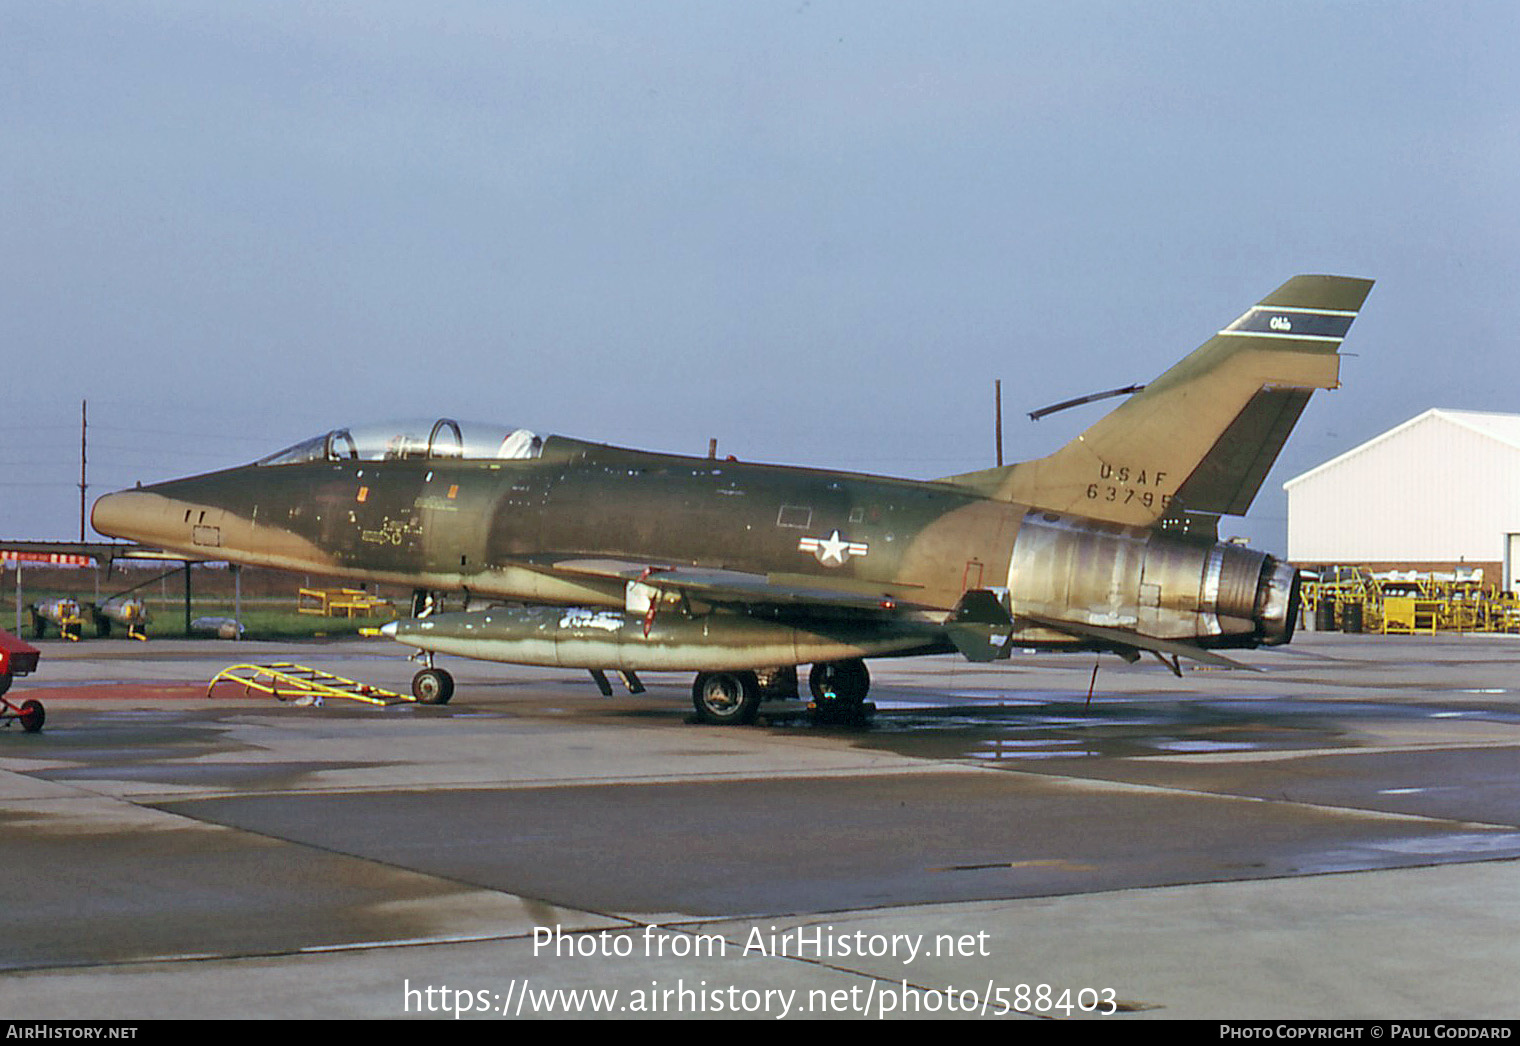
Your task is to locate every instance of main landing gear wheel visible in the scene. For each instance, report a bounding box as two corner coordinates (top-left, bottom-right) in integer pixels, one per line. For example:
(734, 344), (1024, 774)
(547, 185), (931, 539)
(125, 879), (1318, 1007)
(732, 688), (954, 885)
(411, 667), (455, 705)
(808, 659), (874, 724)
(691, 670), (761, 725)
(18, 700), (45, 733)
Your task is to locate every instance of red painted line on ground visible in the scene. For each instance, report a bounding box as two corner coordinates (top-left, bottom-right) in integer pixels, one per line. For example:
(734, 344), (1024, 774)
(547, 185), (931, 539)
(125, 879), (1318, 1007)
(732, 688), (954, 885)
(13, 683), (220, 701)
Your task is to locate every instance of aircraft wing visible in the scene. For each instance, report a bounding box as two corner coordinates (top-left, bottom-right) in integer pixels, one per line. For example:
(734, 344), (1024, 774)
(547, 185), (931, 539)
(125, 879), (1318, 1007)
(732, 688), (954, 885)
(520, 556), (932, 614)
(0, 539), (206, 564)
(522, 559), (1255, 669)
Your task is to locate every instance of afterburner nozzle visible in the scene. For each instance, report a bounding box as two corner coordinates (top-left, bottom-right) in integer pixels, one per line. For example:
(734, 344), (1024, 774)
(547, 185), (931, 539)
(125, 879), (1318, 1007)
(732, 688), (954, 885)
(1254, 557), (1301, 646)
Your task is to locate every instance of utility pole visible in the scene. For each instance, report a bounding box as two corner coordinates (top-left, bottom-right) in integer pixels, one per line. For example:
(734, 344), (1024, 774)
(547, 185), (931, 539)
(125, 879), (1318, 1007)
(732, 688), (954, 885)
(79, 399), (88, 540)
(994, 379), (1003, 467)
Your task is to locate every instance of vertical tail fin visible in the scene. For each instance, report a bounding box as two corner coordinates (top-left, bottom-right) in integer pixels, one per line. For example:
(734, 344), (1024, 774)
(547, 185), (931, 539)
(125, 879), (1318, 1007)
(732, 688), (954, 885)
(942, 275), (1374, 528)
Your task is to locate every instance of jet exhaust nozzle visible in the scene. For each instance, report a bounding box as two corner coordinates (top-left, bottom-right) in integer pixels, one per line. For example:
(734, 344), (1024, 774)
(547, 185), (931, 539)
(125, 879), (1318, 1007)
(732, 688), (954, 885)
(1008, 512), (1301, 649)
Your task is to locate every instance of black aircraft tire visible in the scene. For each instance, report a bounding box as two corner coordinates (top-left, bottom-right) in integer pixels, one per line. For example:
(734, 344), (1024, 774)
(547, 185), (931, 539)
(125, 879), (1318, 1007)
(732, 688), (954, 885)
(808, 660), (872, 724)
(808, 659), (870, 703)
(412, 668), (455, 705)
(691, 671), (761, 725)
(19, 699), (44, 733)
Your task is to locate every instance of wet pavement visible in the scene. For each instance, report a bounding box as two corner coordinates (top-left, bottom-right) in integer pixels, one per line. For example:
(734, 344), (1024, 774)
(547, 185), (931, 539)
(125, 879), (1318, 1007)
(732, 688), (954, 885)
(1, 631), (1517, 1018)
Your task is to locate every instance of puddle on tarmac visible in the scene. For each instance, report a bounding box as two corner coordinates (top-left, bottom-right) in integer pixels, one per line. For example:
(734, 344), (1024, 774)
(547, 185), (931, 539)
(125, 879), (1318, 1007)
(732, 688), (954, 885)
(818, 686), (1520, 765)
(777, 687), (1519, 763)
(34, 759), (384, 788)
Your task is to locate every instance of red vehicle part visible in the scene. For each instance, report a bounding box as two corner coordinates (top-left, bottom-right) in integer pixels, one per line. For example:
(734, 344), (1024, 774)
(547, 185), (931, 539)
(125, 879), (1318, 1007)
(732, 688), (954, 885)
(0, 628), (44, 732)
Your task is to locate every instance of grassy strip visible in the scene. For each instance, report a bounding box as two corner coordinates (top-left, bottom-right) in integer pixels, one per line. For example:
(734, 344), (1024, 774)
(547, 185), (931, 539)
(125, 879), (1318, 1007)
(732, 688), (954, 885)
(7, 591), (399, 641)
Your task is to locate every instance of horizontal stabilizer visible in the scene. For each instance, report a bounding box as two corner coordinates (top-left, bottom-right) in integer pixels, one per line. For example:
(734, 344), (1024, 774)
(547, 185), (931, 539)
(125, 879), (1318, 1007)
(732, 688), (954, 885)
(946, 624), (1009, 663)
(1022, 613), (1258, 672)
(950, 588), (1014, 626)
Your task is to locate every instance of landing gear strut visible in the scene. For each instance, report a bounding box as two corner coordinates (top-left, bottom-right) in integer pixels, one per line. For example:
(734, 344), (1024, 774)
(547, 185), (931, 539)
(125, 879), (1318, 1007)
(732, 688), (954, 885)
(808, 659), (873, 724)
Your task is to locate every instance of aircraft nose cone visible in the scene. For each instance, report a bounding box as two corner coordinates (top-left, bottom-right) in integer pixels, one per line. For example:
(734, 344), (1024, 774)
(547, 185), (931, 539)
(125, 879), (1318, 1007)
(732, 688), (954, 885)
(91, 489), (161, 542)
(382, 618), (426, 650)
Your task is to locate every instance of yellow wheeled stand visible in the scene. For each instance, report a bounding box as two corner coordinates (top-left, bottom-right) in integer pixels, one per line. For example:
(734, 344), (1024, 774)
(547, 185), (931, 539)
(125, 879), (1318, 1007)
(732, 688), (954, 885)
(208, 662), (412, 706)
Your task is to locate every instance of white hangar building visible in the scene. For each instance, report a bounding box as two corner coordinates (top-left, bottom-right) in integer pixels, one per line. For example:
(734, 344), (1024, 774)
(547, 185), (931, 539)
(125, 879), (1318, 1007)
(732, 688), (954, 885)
(1284, 409), (1520, 591)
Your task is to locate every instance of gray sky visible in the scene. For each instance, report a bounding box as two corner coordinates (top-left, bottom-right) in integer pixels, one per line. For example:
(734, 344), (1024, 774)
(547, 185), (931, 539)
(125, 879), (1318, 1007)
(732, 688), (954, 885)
(4, 1), (1517, 550)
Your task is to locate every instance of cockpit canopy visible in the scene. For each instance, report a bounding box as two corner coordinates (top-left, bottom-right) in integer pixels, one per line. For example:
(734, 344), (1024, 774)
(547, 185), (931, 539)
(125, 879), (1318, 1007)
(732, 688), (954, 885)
(257, 419), (545, 466)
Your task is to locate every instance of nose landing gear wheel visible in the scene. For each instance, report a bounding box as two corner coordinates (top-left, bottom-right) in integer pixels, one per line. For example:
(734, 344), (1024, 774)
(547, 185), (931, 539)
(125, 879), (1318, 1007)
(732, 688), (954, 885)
(411, 668), (455, 705)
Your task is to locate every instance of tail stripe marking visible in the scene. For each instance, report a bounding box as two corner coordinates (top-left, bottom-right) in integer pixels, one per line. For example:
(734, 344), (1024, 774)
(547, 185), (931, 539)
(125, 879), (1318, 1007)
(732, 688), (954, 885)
(1220, 306), (1357, 341)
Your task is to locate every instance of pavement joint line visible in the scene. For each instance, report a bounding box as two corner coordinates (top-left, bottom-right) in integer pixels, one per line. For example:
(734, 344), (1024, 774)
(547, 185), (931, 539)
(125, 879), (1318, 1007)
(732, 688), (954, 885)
(19, 745), (1515, 834)
(1130, 739), (1520, 764)
(90, 761), (985, 803)
(947, 757), (1520, 830)
(6, 924), (619, 974)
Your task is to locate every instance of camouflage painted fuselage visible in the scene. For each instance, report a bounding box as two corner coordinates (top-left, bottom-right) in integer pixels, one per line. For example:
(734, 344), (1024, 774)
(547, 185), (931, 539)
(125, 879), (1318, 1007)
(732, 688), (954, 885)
(96, 436), (1012, 611)
(92, 432), (1295, 663)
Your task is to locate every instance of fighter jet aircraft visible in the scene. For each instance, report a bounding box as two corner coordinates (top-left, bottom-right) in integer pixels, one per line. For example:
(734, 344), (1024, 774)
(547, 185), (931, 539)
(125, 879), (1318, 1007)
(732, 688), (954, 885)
(91, 275), (1372, 723)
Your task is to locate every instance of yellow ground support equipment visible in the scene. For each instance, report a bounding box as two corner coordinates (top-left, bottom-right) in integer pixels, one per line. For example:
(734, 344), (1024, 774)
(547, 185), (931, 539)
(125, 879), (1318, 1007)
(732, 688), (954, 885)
(208, 662), (412, 706)
(1379, 596), (1441, 635)
(1302, 570), (1520, 634)
(297, 587), (395, 618)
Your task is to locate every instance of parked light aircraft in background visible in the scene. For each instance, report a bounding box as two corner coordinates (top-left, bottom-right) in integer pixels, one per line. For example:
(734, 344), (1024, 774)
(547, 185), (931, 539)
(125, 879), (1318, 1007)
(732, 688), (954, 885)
(92, 275), (1372, 723)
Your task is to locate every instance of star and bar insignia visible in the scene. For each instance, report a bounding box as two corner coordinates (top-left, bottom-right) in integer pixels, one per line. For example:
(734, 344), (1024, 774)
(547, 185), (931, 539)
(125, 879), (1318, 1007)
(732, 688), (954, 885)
(797, 530), (869, 567)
